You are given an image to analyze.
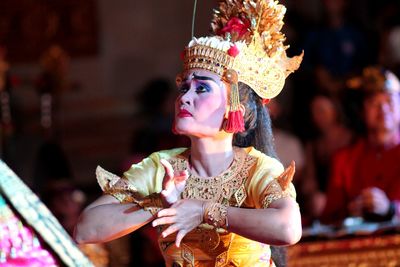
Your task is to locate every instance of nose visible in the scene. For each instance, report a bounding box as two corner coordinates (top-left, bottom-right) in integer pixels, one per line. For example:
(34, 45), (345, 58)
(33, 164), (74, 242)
(179, 86), (195, 106)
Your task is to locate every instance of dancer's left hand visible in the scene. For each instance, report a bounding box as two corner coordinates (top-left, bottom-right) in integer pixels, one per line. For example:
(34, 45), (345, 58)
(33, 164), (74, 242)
(152, 199), (204, 247)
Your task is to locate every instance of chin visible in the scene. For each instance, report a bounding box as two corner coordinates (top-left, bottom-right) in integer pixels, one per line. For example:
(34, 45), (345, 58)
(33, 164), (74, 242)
(175, 124), (220, 137)
(174, 121), (192, 134)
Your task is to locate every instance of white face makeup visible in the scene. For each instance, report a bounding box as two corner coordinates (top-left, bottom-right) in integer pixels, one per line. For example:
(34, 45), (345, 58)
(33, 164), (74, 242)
(174, 69), (229, 137)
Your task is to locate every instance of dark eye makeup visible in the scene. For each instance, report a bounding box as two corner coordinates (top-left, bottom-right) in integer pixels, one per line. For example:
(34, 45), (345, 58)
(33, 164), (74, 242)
(178, 81), (211, 94)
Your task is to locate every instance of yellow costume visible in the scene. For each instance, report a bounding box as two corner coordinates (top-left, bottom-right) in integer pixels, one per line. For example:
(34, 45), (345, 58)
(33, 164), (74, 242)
(97, 146), (296, 266)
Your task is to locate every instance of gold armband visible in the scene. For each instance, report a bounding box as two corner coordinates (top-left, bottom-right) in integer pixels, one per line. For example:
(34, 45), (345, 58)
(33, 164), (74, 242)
(137, 193), (164, 216)
(203, 202), (228, 229)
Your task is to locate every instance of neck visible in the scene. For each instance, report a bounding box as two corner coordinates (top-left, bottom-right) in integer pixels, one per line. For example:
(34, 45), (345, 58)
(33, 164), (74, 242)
(368, 129), (400, 149)
(189, 135), (234, 178)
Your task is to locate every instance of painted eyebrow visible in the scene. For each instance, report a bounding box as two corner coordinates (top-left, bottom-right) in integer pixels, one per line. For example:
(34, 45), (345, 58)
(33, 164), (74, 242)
(192, 73), (218, 83)
(182, 73), (219, 84)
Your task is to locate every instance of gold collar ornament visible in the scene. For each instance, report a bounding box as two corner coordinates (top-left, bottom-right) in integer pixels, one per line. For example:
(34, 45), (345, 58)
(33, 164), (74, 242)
(181, 0), (303, 133)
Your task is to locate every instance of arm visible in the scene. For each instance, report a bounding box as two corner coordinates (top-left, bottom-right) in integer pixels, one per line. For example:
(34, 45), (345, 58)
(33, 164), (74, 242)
(153, 161), (302, 247)
(75, 159), (188, 244)
(227, 197), (301, 246)
(74, 194), (153, 244)
(153, 196), (301, 247)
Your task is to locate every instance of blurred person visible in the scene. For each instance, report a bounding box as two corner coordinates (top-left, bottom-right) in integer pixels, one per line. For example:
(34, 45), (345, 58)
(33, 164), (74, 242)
(302, 93), (353, 224)
(322, 66), (400, 224)
(75, 1), (303, 266)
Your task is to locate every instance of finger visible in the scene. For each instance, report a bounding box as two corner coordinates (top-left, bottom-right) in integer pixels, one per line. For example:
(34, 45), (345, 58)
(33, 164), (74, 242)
(174, 170), (189, 182)
(152, 216), (176, 227)
(160, 159), (174, 180)
(161, 224), (180, 238)
(175, 230), (187, 248)
(361, 189), (371, 198)
(158, 208), (177, 217)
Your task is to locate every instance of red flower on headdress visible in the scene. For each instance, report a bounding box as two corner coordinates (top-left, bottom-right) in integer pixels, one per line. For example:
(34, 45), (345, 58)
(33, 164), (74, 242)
(218, 17), (251, 39)
(227, 45), (240, 57)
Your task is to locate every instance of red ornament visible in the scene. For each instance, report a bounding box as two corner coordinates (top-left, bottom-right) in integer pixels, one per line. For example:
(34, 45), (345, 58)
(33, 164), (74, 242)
(262, 98), (270, 105)
(224, 110), (245, 133)
(227, 45), (240, 57)
(218, 17), (251, 39)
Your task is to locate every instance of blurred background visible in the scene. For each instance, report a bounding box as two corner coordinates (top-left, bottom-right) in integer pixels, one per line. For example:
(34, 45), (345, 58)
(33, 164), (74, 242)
(1, 0), (400, 266)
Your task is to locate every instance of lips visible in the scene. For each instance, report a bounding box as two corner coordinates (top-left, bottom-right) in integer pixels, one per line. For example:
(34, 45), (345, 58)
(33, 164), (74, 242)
(177, 109), (192, 118)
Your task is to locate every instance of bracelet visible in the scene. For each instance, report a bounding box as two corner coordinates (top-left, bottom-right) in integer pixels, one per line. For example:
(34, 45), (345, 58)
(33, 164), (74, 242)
(203, 202), (228, 229)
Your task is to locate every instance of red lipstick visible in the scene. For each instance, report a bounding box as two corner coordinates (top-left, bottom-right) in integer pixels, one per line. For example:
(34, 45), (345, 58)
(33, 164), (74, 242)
(177, 109), (192, 118)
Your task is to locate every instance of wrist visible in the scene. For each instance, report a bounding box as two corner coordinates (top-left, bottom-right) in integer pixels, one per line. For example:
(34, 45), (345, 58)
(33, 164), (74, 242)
(203, 201), (228, 229)
(138, 193), (165, 216)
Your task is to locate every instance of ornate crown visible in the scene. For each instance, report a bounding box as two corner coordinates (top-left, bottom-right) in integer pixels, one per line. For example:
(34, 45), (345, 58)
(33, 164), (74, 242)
(182, 0), (303, 100)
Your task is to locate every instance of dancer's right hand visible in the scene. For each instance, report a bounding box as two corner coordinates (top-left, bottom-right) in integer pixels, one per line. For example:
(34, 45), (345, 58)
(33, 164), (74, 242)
(160, 159), (189, 206)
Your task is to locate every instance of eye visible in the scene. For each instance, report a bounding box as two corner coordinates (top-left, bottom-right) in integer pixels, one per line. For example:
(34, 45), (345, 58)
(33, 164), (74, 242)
(178, 84), (189, 94)
(195, 83), (211, 93)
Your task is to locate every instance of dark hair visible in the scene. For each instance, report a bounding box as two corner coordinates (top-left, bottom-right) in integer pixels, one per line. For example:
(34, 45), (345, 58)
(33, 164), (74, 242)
(232, 83), (284, 265)
(233, 82), (277, 159)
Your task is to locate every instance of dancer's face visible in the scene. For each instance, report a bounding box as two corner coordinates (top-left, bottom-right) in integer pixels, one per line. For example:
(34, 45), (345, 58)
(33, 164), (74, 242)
(174, 69), (229, 137)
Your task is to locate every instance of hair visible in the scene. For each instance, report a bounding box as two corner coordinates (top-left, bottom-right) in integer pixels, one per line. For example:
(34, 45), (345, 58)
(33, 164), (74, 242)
(232, 82), (277, 159)
(232, 83), (285, 266)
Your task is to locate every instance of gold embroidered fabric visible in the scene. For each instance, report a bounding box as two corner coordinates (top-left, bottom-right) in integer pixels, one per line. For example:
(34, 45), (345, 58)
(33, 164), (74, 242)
(97, 147), (297, 267)
(168, 147), (256, 208)
(204, 202), (228, 229)
(261, 161), (296, 208)
(96, 166), (164, 214)
(261, 179), (296, 209)
(96, 166), (140, 203)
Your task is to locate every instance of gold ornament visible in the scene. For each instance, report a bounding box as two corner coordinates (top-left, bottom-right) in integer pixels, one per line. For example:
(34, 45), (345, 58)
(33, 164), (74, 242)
(183, 0), (303, 100)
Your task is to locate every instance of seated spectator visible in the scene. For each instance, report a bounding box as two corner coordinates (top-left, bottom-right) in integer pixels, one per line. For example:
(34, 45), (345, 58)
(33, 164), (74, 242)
(322, 66), (400, 224)
(303, 93), (354, 224)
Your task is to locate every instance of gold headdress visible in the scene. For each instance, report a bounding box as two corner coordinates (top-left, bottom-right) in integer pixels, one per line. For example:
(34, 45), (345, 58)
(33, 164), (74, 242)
(181, 0), (303, 132)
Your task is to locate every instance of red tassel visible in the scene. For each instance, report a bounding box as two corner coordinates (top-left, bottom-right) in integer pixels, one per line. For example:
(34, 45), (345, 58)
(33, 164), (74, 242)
(262, 98), (270, 105)
(224, 110), (245, 133)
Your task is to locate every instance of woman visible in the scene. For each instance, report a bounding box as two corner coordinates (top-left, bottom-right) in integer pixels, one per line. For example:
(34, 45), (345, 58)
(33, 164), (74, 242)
(302, 93), (353, 224)
(75, 0), (303, 266)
